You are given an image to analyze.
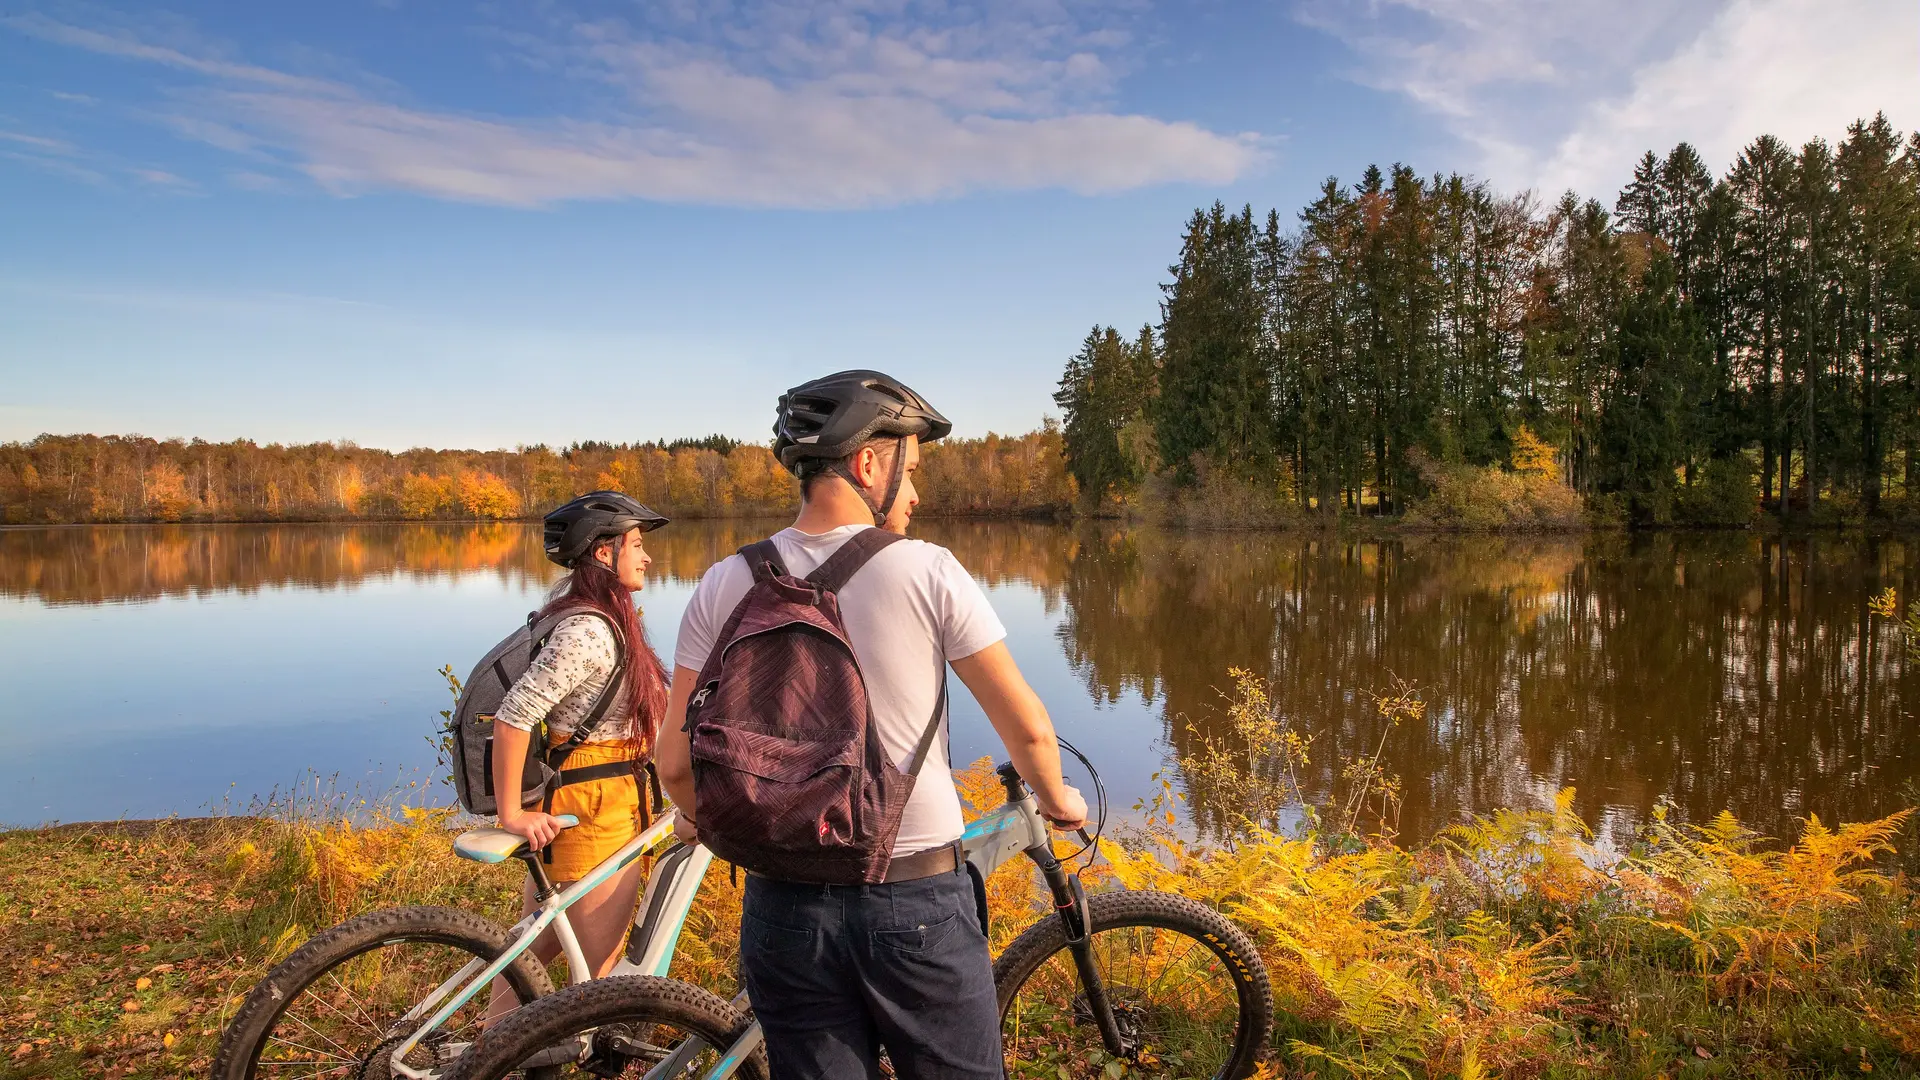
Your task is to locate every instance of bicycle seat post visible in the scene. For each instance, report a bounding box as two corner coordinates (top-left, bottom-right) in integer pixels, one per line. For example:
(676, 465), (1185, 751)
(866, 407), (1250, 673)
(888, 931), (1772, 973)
(514, 849), (557, 902)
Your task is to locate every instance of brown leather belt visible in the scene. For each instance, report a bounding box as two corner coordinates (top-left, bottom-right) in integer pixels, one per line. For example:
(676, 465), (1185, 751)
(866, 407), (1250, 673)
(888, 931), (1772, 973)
(744, 841), (962, 885)
(881, 841), (960, 883)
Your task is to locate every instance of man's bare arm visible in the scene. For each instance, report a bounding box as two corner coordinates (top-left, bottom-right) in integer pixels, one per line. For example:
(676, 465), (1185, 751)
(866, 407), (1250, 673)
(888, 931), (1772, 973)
(950, 641), (1086, 829)
(655, 666), (700, 838)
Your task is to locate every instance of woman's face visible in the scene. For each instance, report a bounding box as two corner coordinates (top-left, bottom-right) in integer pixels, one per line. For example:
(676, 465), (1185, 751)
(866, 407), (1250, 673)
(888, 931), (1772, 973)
(595, 526), (651, 590)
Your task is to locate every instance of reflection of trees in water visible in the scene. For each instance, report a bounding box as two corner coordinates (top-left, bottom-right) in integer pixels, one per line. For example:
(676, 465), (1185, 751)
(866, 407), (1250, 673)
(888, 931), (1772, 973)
(912, 521), (1074, 597)
(1054, 530), (1919, 844)
(0, 518), (1081, 606)
(0, 524), (560, 605)
(9, 522), (1913, 843)
(0, 521), (823, 604)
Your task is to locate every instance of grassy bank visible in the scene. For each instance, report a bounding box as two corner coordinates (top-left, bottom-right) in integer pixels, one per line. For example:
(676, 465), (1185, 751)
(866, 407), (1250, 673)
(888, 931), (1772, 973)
(3, 761), (1916, 1079)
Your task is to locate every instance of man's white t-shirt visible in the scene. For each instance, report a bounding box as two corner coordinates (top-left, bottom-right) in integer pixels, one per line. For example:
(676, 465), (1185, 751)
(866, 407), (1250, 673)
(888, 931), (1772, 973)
(674, 524), (1008, 856)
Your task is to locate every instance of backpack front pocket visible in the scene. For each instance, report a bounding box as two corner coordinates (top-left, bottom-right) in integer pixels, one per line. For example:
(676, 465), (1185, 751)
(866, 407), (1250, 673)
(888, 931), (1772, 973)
(690, 722), (862, 849)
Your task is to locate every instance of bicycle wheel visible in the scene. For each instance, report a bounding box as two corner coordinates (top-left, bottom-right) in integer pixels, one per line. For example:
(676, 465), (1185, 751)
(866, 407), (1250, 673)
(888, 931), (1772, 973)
(993, 890), (1273, 1080)
(213, 905), (557, 1080)
(448, 975), (769, 1080)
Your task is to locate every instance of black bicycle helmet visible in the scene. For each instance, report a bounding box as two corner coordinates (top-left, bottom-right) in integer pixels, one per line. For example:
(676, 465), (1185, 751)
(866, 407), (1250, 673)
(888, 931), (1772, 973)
(773, 370), (952, 525)
(773, 370), (952, 469)
(543, 490), (668, 568)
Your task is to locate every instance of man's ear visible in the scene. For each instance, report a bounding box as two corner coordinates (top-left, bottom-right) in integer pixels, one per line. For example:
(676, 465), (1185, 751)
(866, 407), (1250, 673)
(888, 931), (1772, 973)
(852, 444), (881, 488)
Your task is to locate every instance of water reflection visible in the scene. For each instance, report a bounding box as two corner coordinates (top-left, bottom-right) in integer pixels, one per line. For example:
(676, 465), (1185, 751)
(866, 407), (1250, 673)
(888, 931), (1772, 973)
(0, 523), (1912, 841)
(1055, 527), (1918, 844)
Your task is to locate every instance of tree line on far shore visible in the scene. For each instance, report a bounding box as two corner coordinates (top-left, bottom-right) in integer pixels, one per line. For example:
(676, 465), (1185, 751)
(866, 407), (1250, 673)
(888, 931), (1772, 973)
(0, 428), (1071, 525)
(1055, 112), (1920, 528)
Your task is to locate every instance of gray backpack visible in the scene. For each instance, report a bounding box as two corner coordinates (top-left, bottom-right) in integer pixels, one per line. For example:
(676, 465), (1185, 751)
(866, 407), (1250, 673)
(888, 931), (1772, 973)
(448, 606), (628, 816)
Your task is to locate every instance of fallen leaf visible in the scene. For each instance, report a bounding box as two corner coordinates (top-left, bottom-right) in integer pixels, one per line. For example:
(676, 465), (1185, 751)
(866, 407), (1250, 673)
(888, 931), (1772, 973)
(134, 978), (152, 991)
(163, 1033), (176, 1049)
(1694, 1046), (1712, 1059)
(121, 1001), (139, 1013)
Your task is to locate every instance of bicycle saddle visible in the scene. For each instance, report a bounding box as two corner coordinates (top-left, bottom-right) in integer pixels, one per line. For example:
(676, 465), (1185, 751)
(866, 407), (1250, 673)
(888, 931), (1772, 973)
(453, 815), (580, 863)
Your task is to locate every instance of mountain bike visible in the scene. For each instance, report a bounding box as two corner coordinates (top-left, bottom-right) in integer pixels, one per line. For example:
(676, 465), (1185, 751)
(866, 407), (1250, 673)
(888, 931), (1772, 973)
(212, 788), (716, 1080)
(445, 748), (1275, 1080)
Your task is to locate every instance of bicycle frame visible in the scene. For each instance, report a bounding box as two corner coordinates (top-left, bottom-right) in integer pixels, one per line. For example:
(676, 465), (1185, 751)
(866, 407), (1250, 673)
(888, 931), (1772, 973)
(385, 810), (710, 1079)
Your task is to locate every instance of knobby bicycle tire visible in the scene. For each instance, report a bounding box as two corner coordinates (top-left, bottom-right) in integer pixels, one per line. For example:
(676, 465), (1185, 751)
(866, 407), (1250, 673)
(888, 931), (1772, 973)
(447, 975), (769, 1080)
(992, 890), (1274, 1080)
(213, 905), (557, 1080)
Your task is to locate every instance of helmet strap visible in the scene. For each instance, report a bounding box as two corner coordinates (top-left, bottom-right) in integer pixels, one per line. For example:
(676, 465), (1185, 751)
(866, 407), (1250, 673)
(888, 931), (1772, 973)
(876, 437), (907, 528)
(828, 438), (907, 527)
(583, 531), (624, 572)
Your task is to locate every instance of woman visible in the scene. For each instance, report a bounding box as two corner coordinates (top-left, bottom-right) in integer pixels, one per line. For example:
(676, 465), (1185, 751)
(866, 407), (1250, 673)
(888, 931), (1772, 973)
(489, 490), (671, 1010)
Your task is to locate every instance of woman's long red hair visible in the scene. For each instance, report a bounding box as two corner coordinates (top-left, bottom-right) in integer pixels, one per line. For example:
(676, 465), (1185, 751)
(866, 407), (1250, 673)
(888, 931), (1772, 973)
(542, 537), (670, 760)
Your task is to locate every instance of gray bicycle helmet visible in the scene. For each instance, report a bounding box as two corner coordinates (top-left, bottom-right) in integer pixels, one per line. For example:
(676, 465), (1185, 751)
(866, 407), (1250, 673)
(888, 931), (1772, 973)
(543, 490), (668, 568)
(773, 370), (951, 525)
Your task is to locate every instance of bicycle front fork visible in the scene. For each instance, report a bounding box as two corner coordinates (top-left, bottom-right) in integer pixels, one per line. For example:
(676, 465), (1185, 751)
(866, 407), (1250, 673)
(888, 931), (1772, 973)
(1030, 847), (1128, 1057)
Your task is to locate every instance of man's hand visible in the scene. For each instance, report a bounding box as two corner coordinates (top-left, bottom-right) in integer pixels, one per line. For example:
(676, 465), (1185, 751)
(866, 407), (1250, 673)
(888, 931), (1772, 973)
(499, 810), (566, 851)
(1038, 785), (1088, 832)
(673, 811), (698, 845)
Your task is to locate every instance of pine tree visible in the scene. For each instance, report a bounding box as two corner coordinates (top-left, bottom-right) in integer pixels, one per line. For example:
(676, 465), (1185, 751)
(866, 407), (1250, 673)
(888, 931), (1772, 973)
(1155, 203), (1273, 478)
(1055, 326), (1151, 504)
(1595, 255), (1707, 521)
(1616, 151), (1665, 237)
(1836, 113), (1919, 513)
(1727, 134), (1799, 507)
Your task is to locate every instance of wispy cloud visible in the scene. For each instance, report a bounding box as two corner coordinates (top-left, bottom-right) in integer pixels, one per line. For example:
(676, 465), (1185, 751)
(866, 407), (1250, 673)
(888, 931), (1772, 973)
(7, 4), (1262, 208)
(0, 128), (79, 153)
(0, 276), (388, 317)
(1302, 0), (1917, 196)
(131, 167), (196, 190)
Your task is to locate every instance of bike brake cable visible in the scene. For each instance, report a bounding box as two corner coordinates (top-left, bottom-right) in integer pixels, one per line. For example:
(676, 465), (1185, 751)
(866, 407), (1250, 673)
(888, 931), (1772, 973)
(1054, 736), (1107, 869)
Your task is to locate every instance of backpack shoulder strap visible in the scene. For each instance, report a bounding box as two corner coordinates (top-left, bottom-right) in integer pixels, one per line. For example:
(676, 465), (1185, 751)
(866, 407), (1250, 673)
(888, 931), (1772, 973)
(550, 662), (626, 758)
(739, 540), (789, 584)
(806, 528), (905, 593)
(906, 670), (948, 777)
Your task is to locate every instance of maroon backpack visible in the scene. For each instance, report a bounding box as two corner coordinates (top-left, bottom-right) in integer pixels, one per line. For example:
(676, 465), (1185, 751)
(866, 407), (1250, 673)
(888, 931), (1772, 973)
(684, 529), (945, 884)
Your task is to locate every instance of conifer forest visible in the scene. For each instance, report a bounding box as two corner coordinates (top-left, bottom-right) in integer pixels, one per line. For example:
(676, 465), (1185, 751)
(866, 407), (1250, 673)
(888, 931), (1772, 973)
(1055, 113), (1920, 527)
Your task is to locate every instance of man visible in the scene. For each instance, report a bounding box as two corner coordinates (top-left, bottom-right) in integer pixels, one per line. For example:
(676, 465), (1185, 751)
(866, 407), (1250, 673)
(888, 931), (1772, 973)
(654, 370), (1087, 1080)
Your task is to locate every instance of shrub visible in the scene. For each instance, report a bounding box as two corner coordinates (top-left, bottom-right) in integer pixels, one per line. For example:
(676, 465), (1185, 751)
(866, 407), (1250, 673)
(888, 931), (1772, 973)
(1672, 457), (1758, 527)
(1146, 457), (1304, 529)
(1402, 453), (1583, 532)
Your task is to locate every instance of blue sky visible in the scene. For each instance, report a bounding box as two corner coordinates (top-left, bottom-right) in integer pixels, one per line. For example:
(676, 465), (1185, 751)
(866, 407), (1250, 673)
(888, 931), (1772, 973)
(2, 0), (1914, 450)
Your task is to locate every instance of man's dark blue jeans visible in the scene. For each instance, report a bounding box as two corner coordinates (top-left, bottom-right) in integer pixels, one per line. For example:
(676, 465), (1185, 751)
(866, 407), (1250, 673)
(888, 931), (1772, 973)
(738, 863), (1004, 1080)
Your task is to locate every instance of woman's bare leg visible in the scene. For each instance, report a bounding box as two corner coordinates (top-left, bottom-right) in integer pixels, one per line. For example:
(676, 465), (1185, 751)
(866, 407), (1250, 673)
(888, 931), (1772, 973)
(484, 860), (647, 1022)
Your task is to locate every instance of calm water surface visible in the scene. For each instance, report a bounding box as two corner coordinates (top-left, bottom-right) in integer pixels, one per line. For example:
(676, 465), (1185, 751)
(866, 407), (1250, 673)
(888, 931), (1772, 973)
(2, 522), (1914, 844)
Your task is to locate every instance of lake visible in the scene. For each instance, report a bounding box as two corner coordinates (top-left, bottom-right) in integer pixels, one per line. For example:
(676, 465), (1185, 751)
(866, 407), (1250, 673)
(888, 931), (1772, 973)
(1, 521), (1915, 846)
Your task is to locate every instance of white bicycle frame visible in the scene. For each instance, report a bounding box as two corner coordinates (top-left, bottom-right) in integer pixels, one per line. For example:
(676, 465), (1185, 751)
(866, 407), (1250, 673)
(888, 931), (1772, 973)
(385, 811), (713, 1079)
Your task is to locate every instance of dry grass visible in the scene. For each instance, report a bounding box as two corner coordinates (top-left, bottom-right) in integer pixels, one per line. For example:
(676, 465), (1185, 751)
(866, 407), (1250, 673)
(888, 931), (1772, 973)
(3, 731), (1916, 1079)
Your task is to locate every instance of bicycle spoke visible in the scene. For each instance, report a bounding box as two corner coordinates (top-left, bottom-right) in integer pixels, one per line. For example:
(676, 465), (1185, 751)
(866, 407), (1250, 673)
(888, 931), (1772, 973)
(303, 973), (383, 1040)
(254, 937), (501, 1080)
(1002, 915), (1250, 1079)
(255, 1032), (356, 1064)
(272, 1010), (359, 1059)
